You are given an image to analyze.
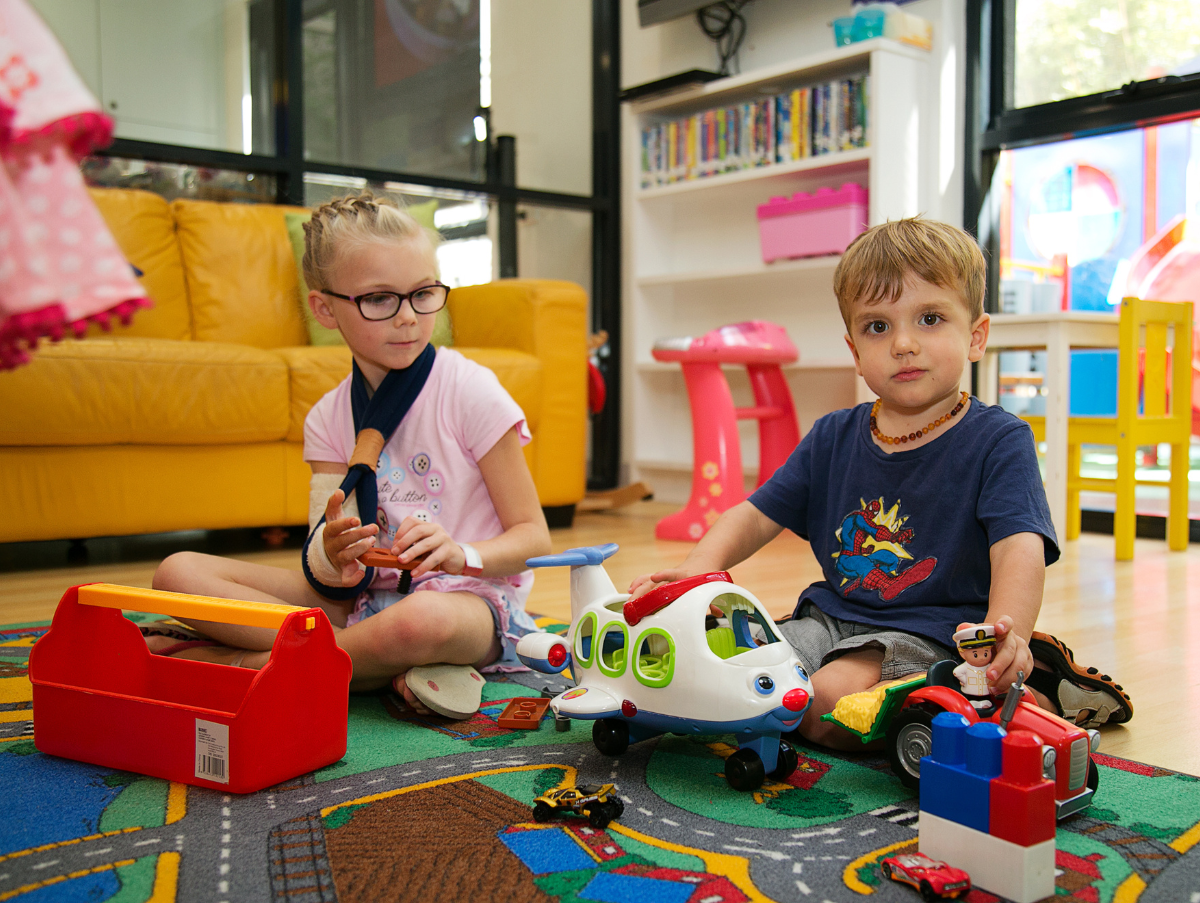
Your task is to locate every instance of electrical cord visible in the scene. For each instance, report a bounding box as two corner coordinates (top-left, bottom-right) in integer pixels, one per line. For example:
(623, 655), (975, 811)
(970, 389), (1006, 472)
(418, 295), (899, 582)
(696, 1), (751, 76)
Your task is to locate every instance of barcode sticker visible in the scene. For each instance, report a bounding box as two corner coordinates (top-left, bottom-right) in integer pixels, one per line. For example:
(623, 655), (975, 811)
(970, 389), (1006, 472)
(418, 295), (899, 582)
(195, 719), (230, 783)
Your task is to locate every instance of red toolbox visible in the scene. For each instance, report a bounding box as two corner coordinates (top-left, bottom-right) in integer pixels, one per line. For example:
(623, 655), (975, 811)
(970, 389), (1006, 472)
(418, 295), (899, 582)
(29, 584), (352, 793)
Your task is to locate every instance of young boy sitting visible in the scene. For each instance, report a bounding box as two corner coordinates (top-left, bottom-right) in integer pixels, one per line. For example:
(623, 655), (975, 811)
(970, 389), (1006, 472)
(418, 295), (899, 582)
(630, 218), (1132, 749)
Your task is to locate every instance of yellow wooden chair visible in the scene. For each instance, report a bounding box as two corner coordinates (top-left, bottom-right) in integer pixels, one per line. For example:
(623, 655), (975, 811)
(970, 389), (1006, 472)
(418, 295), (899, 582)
(1024, 297), (1192, 560)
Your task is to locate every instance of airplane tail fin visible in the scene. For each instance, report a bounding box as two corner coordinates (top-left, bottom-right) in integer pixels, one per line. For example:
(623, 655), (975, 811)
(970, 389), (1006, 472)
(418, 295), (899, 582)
(527, 544), (621, 623)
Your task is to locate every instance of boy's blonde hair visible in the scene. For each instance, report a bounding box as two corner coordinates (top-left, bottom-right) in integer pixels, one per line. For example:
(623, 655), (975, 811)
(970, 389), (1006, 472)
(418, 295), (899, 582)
(302, 191), (438, 291)
(833, 217), (986, 328)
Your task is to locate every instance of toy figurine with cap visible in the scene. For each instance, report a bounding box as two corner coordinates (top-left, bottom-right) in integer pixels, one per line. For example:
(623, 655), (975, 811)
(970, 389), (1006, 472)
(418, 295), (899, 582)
(953, 623), (999, 712)
(513, 543), (814, 792)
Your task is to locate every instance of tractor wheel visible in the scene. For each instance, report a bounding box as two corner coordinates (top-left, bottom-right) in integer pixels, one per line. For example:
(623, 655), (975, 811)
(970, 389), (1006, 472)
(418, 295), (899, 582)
(886, 705), (937, 790)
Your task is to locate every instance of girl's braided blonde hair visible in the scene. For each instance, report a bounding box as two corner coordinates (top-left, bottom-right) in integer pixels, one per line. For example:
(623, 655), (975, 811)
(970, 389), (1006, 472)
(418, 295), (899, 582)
(302, 191), (439, 292)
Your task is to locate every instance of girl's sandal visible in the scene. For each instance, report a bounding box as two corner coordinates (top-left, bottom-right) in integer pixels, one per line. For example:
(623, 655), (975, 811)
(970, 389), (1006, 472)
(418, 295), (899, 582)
(403, 664), (485, 719)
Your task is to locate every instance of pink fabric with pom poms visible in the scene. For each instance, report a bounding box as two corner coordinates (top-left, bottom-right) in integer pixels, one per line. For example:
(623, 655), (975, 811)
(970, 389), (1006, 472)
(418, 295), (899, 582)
(0, 0), (150, 370)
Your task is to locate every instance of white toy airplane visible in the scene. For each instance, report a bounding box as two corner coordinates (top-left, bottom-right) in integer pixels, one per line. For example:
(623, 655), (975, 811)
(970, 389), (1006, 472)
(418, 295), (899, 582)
(516, 544), (813, 791)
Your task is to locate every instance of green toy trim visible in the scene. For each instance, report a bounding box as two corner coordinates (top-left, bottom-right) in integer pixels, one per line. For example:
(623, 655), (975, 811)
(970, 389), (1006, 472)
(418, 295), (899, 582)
(574, 612), (598, 668)
(633, 627), (675, 688)
(820, 673), (927, 743)
(596, 621), (628, 678)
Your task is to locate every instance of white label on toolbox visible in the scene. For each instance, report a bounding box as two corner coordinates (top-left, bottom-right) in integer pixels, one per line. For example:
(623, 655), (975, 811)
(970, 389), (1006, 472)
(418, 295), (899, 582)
(195, 719), (230, 783)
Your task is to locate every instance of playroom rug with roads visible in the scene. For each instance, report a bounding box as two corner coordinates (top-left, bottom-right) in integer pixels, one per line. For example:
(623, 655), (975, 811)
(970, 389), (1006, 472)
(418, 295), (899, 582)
(2, 615), (1198, 903)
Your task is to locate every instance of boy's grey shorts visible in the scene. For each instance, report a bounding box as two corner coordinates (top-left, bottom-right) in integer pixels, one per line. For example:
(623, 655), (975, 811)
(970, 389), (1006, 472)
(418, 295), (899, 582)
(775, 600), (955, 681)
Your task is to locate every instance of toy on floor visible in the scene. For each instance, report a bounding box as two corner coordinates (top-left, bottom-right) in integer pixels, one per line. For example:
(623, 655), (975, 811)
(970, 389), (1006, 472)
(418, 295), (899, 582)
(514, 544), (813, 792)
(497, 697), (552, 729)
(28, 583), (352, 794)
(917, 712), (1056, 903)
(824, 665), (1099, 820)
(532, 783), (624, 828)
(880, 851), (970, 901)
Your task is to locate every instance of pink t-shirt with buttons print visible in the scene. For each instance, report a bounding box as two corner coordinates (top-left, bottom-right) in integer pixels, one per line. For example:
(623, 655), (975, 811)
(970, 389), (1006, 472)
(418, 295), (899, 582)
(303, 347), (533, 599)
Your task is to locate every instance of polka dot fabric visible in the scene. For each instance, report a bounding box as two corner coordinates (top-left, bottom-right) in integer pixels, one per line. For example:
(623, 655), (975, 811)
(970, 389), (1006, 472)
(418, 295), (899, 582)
(0, 0), (148, 369)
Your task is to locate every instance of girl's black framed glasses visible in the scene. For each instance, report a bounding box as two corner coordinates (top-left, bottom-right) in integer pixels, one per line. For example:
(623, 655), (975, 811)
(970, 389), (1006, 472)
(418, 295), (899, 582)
(322, 283), (451, 320)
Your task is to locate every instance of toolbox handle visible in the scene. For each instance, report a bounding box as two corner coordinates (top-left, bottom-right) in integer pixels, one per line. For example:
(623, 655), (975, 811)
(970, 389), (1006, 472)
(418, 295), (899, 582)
(78, 584), (313, 630)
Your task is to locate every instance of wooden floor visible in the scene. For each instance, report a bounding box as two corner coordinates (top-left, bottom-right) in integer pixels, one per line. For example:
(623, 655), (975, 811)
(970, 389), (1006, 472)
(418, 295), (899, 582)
(3, 501), (1196, 776)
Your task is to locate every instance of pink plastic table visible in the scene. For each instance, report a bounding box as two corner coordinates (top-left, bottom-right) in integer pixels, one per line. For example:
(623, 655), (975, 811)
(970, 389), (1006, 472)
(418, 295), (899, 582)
(651, 321), (800, 541)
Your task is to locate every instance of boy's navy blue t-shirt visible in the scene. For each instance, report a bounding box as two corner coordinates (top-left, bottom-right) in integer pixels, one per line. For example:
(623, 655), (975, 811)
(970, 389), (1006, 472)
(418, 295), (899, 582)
(748, 398), (1058, 648)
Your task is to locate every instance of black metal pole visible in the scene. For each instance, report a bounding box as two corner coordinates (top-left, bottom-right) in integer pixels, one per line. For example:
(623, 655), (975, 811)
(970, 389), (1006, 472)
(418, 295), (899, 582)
(589, 0), (621, 490)
(496, 135), (518, 278)
(277, 0), (305, 205)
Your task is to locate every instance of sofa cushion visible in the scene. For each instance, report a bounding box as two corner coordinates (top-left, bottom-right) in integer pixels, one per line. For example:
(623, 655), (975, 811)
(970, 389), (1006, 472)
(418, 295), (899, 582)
(172, 199), (310, 349)
(276, 345), (354, 442)
(87, 188), (191, 341)
(0, 337), (289, 446)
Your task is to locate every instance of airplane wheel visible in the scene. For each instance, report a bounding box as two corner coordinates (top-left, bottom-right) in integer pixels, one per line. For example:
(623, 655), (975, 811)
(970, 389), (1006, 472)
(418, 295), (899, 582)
(593, 719), (629, 757)
(725, 747), (766, 792)
(769, 740), (799, 781)
(887, 705), (936, 790)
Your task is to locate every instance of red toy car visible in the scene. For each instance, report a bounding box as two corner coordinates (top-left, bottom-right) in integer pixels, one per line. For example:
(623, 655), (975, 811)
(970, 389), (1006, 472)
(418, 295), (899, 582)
(885, 660), (1100, 820)
(881, 852), (970, 901)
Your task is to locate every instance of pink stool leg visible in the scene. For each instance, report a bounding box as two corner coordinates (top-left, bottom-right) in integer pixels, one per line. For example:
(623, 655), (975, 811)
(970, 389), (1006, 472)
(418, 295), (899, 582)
(747, 364), (800, 486)
(655, 361), (746, 542)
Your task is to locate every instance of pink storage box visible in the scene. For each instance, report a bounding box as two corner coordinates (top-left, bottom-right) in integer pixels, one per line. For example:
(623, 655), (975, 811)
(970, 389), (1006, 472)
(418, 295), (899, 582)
(756, 183), (869, 262)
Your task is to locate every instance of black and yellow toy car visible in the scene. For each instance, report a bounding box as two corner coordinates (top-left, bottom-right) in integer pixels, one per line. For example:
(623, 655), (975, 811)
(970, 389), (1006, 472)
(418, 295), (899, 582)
(532, 783), (624, 828)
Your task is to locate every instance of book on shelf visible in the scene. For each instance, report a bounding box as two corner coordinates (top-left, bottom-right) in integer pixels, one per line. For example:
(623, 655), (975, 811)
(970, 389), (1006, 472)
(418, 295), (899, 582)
(639, 73), (869, 188)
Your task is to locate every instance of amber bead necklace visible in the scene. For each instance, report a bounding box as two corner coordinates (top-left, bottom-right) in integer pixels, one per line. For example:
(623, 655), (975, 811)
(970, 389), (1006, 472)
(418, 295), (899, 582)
(870, 391), (969, 445)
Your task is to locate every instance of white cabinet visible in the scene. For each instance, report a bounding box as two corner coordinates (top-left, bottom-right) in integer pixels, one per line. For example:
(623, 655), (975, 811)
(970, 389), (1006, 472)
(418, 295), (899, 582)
(622, 38), (937, 503)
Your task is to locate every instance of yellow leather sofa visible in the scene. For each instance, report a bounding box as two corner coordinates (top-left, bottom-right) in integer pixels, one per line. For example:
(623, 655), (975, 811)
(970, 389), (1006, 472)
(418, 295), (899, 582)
(0, 189), (587, 544)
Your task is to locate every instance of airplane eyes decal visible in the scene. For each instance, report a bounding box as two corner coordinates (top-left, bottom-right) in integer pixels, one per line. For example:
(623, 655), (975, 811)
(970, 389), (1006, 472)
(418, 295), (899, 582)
(795, 663), (809, 682)
(755, 675), (775, 695)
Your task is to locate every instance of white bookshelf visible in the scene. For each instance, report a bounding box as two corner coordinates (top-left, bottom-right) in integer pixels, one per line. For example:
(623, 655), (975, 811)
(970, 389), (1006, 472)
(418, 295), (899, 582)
(621, 38), (938, 503)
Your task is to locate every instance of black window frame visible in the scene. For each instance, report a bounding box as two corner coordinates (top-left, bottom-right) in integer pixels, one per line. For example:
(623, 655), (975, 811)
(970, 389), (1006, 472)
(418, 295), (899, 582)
(964, 0), (1200, 314)
(95, 0), (622, 491)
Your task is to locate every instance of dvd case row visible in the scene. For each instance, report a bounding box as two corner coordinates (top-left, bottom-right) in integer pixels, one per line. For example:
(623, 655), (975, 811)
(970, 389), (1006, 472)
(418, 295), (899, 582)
(639, 75), (870, 188)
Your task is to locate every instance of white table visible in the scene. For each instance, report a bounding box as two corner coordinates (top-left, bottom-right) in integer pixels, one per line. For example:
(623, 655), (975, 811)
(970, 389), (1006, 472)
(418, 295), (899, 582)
(979, 311), (1121, 544)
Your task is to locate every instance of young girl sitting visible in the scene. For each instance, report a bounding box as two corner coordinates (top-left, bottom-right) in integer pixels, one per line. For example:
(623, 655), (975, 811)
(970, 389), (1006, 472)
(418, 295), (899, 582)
(151, 192), (552, 716)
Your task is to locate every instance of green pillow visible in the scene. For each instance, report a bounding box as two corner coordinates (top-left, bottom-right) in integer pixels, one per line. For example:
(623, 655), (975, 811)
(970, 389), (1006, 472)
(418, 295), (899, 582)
(285, 211), (345, 347)
(284, 207), (453, 349)
(404, 199), (454, 348)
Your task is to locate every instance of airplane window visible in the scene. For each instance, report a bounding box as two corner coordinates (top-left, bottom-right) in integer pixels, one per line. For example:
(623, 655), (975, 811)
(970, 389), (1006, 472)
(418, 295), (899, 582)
(707, 593), (780, 658)
(575, 612), (596, 667)
(633, 628), (675, 688)
(597, 622), (628, 677)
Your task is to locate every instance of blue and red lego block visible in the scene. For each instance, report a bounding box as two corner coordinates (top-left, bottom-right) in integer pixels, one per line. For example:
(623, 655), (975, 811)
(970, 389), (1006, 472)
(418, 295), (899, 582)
(920, 711), (1055, 844)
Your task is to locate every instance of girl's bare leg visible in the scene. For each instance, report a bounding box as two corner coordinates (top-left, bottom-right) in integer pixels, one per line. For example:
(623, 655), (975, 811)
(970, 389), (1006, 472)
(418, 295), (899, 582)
(152, 551), (349, 668)
(338, 590), (501, 693)
(151, 551), (501, 696)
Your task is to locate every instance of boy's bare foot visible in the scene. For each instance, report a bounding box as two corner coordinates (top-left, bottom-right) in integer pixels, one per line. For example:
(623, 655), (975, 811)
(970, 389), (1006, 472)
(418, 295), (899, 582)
(1025, 632), (1133, 728)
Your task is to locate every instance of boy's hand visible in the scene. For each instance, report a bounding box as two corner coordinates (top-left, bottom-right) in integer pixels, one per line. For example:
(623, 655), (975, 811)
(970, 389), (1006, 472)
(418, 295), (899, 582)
(391, 517), (464, 578)
(628, 567), (695, 600)
(981, 615), (1034, 694)
(323, 489), (378, 585)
